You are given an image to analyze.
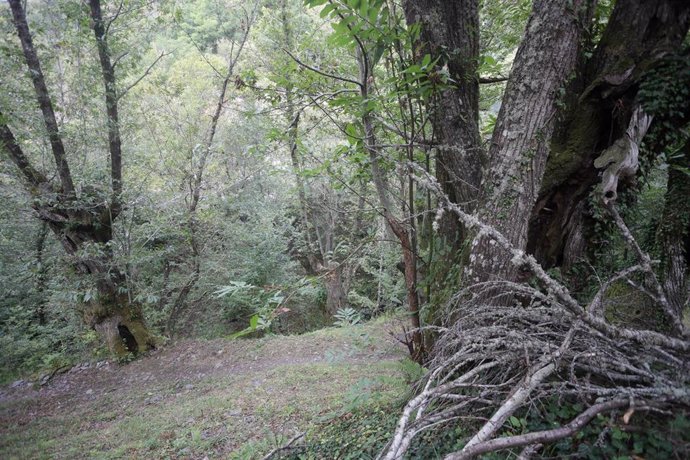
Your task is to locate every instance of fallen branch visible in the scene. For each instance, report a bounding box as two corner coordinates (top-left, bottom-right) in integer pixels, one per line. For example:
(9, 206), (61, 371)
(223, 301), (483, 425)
(445, 399), (631, 459)
(261, 432), (305, 460)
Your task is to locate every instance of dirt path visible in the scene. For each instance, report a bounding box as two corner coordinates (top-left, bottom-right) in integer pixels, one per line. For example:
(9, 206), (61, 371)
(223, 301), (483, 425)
(0, 319), (408, 459)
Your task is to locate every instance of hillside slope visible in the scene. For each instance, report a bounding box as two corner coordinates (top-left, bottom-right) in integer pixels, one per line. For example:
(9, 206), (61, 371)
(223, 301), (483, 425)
(0, 318), (410, 459)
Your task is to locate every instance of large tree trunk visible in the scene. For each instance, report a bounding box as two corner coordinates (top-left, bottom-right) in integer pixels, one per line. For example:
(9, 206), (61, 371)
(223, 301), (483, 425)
(402, 0), (481, 194)
(528, 0), (690, 270)
(658, 142), (690, 321)
(403, 0), (483, 249)
(36, 195), (157, 355)
(466, 0), (588, 286)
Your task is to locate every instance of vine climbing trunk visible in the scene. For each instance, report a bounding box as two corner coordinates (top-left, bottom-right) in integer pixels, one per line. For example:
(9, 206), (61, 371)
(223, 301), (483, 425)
(527, 0), (690, 270)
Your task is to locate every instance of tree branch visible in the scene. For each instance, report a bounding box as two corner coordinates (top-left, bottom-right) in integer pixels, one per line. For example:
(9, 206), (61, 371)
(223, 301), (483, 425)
(478, 76), (508, 84)
(8, 0), (74, 194)
(283, 49), (363, 88)
(0, 112), (47, 187)
(117, 51), (169, 100)
(445, 399), (631, 459)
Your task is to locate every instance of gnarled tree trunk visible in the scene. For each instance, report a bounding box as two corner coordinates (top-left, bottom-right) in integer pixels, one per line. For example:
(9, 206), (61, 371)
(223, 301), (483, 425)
(528, 0), (690, 270)
(37, 194), (156, 354)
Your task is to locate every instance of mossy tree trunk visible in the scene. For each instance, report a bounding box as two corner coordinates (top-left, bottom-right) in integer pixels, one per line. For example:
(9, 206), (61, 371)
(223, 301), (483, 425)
(37, 196), (157, 355)
(658, 143), (690, 322)
(527, 0), (690, 270)
(1, 0), (156, 357)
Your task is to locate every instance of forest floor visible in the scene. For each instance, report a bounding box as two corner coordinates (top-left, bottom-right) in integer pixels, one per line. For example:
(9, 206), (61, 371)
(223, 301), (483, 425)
(0, 317), (412, 459)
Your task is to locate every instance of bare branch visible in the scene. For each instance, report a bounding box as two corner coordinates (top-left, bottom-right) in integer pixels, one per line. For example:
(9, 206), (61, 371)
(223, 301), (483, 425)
(105, 0), (125, 35)
(478, 76), (508, 84)
(605, 202), (687, 337)
(445, 400), (631, 459)
(117, 51), (170, 100)
(260, 432), (305, 460)
(283, 49), (363, 88)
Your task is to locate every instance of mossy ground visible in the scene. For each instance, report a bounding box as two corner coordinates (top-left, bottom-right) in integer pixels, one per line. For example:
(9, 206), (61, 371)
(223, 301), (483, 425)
(0, 317), (411, 459)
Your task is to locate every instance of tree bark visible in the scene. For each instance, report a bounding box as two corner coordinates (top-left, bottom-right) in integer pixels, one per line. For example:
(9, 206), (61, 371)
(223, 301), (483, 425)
(7, 0), (74, 195)
(466, 0), (588, 286)
(402, 0), (483, 248)
(658, 142), (690, 321)
(528, 0), (690, 269)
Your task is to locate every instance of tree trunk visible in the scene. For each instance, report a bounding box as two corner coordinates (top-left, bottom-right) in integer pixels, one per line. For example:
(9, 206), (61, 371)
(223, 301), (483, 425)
(344, 38), (424, 358)
(88, 295), (153, 355)
(528, 0), (690, 270)
(466, 0), (588, 286)
(32, 192), (157, 355)
(402, 0), (482, 253)
(658, 142), (690, 321)
(34, 222), (49, 326)
(324, 264), (347, 315)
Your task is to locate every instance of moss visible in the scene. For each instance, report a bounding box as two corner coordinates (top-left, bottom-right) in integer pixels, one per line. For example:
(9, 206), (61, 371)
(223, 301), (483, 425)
(542, 102), (602, 193)
(603, 280), (670, 333)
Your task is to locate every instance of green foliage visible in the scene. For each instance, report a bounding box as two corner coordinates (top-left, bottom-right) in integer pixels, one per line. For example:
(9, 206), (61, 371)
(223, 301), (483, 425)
(512, 399), (690, 459)
(333, 307), (362, 327)
(288, 401), (468, 459)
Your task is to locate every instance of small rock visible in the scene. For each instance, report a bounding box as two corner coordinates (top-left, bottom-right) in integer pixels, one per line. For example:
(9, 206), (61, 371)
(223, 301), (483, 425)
(10, 379), (26, 388)
(184, 384), (194, 391)
(144, 395), (163, 404)
(86, 389), (94, 395)
(225, 410), (242, 417)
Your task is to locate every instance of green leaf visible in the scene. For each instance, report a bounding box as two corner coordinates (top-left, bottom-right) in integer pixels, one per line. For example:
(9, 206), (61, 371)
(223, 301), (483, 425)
(509, 416), (521, 428)
(249, 314), (259, 330)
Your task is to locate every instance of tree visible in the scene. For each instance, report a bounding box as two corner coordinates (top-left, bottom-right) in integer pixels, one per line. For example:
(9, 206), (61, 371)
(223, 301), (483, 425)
(0, 0), (157, 356)
(382, 0), (690, 456)
(528, 0), (690, 272)
(402, 0), (483, 253)
(402, 0), (589, 288)
(277, 0), (368, 316)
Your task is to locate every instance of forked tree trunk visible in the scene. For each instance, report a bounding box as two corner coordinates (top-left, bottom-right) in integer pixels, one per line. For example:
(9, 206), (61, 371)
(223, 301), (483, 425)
(528, 0), (690, 269)
(2, 0), (159, 357)
(466, 0), (588, 286)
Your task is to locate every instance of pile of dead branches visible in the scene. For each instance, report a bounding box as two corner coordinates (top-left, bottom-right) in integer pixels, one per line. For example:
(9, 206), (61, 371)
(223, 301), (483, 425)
(380, 174), (690, 459)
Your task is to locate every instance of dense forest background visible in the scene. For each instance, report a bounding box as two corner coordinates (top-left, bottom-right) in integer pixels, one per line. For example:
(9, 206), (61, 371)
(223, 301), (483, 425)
(1, 0), (689, 458)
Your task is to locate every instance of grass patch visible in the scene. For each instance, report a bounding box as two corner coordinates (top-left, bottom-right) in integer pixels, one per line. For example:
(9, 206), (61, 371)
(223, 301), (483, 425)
(1, 319), (409, 459)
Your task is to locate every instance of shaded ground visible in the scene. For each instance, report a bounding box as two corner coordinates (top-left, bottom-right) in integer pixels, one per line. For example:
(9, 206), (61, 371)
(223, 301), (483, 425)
(0, 318), (409, 459)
